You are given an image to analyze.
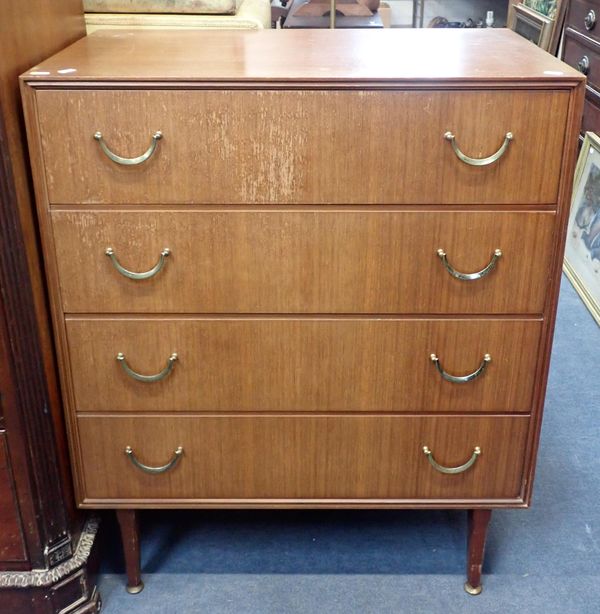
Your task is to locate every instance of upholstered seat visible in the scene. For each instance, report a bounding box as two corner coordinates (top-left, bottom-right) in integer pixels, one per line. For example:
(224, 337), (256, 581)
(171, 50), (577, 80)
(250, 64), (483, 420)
(84, 0), (271, 31)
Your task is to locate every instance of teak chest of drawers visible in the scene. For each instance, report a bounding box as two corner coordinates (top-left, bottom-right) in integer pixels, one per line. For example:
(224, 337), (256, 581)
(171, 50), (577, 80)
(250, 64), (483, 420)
(21, 29), (584, 595)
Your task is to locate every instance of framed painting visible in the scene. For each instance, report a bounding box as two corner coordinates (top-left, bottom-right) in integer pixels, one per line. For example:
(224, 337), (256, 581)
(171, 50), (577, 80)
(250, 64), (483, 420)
(564, 131), (600, 325)
(522, 0), (559, 20)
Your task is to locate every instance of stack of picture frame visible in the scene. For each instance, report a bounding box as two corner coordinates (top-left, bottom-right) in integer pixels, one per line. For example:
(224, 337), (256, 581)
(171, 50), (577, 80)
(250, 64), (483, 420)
(507, 0), (567, 54)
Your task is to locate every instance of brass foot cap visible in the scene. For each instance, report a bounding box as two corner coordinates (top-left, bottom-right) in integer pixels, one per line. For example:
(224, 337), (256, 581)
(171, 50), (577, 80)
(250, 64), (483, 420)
(464, 582), (482, 596)
(126, 581), (144, 595)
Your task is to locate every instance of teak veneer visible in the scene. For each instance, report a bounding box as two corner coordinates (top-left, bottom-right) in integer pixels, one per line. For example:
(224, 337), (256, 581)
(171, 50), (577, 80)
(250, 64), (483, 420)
(52, 210), (556, 314)
(21, 29), (584, 596)
(66, 317), (541, 413)
(37, 88), (567, 205)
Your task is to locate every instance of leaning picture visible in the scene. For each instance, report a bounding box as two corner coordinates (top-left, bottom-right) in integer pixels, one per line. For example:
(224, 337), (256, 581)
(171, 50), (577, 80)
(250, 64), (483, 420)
(564, 131), (600, 325)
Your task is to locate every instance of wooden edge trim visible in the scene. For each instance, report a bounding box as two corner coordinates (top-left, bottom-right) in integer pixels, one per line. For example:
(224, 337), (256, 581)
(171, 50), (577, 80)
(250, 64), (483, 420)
(20, 80), (584, 92)
(64, 314), (544, 321)
(79, 499), (526, 509)
(74, 411), (534, 418)
(48, 203), (559, 211)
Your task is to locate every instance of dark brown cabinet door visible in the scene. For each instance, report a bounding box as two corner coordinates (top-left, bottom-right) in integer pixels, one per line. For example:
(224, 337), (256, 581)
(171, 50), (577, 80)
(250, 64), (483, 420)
(0, 434), (26, 564)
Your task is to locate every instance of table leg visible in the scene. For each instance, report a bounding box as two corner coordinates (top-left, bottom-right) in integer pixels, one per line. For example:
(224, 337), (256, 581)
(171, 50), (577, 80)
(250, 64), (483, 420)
(116, 509), (144, 594)
(465, 508), (492, 595)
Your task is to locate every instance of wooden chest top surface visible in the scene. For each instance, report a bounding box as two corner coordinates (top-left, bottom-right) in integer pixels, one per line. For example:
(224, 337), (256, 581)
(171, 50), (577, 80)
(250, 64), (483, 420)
(22, 28), (583, 85)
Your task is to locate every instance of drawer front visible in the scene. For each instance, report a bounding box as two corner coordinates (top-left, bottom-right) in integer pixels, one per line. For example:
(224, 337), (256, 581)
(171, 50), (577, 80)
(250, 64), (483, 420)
(36, 89), (568, 205)
(52, 210), (555, 314)
(66, 318), (542, 413)
(76, 415), (529, 501)
(563, 28), (600, 91)
(568, 0), (600, 43)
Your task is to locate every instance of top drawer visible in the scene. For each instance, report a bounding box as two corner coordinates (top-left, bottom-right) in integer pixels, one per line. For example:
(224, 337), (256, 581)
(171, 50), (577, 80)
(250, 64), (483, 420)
(568, 0), (600, 44)
(35, 88), (568, 205)
(563, 28), (600, 92)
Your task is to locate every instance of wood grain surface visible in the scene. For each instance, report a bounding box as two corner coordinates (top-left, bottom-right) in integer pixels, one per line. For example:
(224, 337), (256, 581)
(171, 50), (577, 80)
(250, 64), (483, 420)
(21, 29), (583, 84)
(36, 88), (568, 205)
(52, 209), (555, 315)
(66, 317), (541, 413)
(76, 414), (529, 501)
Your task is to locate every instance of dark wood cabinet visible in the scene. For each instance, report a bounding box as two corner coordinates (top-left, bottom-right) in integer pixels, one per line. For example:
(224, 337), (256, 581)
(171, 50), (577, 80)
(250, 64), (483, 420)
(0, 433), (27, 566)
(0, 1), (100, 612)
(562, 0), (600, 138)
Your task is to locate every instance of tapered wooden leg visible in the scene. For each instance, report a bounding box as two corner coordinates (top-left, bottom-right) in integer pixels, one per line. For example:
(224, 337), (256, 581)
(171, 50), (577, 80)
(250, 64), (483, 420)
(465, 509), (492, 595)
(116, 509), (144, 594)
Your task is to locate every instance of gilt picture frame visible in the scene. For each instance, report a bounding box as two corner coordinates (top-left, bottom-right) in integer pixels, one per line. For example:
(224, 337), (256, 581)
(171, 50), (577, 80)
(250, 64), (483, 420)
(564, 132), (600, 326)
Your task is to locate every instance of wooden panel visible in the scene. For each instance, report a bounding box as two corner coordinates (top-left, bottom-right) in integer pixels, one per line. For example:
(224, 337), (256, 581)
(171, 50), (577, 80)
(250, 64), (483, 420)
(0, 433), (27, 562)
(76, 414), (529, 501)
(36, 89), (568, 205)
(21, 29), (583, 84)
(66, 318), (542, 413)
(52, 210), (556, 315)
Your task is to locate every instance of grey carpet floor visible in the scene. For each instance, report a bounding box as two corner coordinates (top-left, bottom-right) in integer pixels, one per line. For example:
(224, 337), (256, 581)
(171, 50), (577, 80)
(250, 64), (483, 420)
(96, 276), (600, 613)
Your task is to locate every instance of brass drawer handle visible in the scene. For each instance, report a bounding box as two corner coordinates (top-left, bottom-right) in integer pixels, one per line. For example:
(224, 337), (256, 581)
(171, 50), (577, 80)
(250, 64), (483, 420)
(585, 9), (596, 30)
(430, 353), (491, 384)
(437, 248), (502, 281)
(444, 131), (513, 166)
(105, 247), (170, 280)
(577, 55), (590, 76)
(116, 352), (178, 383)
(422, 445), (481, 474)
(94, 130), (162, 165)
(125, 445), (183, 474)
